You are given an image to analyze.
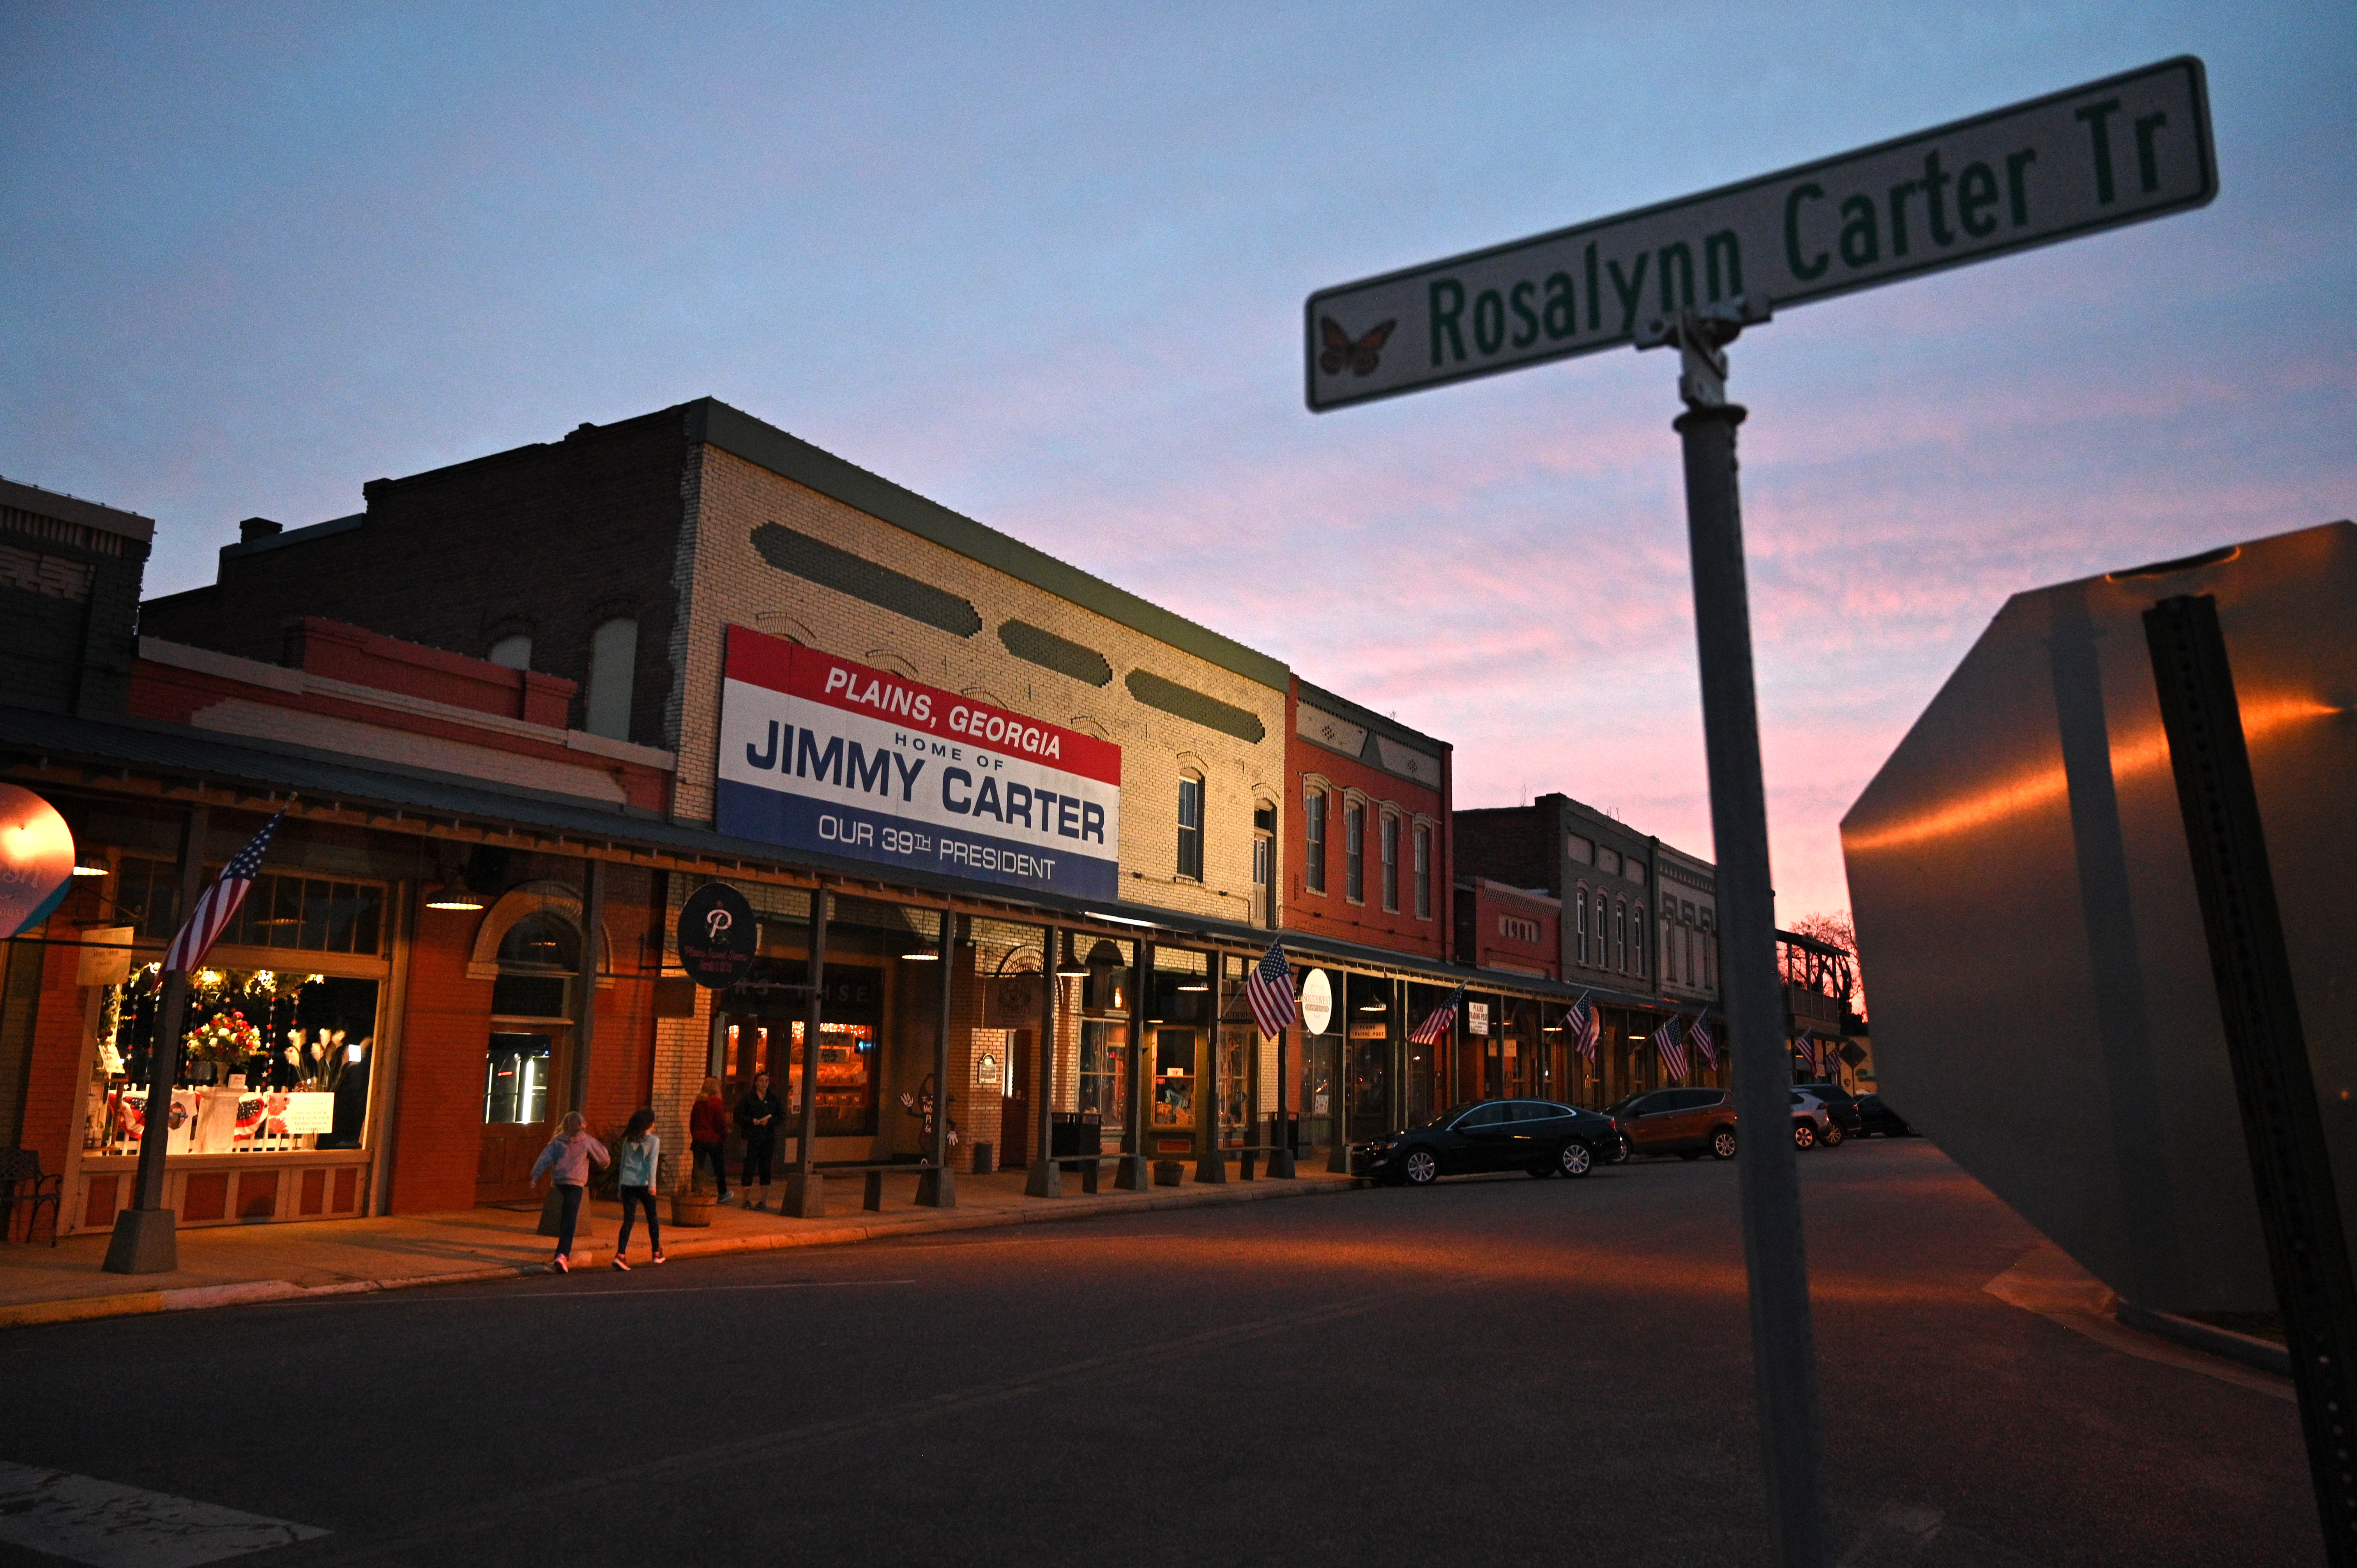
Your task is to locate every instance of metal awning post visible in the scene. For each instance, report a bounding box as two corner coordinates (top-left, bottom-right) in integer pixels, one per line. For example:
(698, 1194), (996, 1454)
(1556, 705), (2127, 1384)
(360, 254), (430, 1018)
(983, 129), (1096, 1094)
(1117, 939), (1152, 1189)
(103, 802), (208, 1275)
(1025, 925), (1062, 1197)
(784, 888), (829, 1217)
(917, 906), (957, 1208)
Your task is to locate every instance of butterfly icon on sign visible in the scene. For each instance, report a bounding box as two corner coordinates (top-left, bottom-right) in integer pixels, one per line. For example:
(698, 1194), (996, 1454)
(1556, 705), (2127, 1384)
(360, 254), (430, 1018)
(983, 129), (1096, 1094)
(1319, 316), (1396, 377)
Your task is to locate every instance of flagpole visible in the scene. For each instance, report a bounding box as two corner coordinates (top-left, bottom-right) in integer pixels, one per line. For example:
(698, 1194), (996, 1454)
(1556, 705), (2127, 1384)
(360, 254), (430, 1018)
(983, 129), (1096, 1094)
(104, 803), (208, 1275)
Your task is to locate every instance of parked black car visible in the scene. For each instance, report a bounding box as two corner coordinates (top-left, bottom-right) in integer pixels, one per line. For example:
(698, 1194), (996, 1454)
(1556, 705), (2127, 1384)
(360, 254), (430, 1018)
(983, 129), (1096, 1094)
(1854, 1093), (1916, 1137)
(1358, 1100), (1621, 1185)
(1794, 1081), (1864, 1138)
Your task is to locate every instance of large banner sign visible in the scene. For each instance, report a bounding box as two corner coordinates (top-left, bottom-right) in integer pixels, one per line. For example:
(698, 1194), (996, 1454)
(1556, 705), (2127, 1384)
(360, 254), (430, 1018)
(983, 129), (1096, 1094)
(716, 627), (1122, 900)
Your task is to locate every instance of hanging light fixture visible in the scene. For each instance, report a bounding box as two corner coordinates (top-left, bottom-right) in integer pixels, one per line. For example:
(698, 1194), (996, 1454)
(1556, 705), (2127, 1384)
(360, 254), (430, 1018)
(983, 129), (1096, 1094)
(423, 879), (486, 911)
(71, 856), (108, 878)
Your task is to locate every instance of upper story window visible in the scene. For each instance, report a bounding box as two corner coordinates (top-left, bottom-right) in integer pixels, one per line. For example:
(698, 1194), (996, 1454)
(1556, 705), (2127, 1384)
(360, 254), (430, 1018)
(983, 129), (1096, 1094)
(1413, 824), (1432, 920)
(1573, 882), (1588, 965)
(488, 634), (532, 671)
(1632, 902), (1646, 978)
(585, 617), (638, 740)
(1380, 813), (1399, 913)
(1343, 800), (1365, 903)
(1614, 898), (1627, 973)
(1304, 788), (1328, 895)
(1627, 862), (1646, 886)
(1177, 774), (1205, 881)
(1566, 833), (1593, 865)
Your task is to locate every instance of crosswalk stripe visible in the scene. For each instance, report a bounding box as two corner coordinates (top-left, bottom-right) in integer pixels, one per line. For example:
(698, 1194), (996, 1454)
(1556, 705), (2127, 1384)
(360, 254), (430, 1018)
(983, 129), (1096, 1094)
(0, 1463), (327, 1568)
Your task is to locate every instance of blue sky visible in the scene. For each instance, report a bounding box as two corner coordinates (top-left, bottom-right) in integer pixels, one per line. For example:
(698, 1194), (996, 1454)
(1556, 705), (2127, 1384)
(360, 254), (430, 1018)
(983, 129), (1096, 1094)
(4, 2), (2351, 922)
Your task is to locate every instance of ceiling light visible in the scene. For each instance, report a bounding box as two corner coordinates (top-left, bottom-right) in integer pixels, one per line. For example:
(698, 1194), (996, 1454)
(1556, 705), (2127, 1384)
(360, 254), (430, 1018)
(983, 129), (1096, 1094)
(71, 858), (108, 878)
(1177, 982), (1209, 992)
(424, 881), (486, 911)
(1359, 1001), (1387, 1012)
(901, 950), (940, 961)
(1083, 911), (1160, 929)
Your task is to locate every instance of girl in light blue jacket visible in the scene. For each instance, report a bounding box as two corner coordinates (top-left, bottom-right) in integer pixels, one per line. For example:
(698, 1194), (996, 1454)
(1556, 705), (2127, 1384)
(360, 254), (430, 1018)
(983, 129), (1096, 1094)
(614, 1107), (664, 1270)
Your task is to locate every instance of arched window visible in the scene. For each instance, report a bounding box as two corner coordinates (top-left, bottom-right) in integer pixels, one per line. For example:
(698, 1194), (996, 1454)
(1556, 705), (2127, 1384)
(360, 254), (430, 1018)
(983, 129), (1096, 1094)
(1633, 902), (1646, 978)
(585, 617), (638, 739)
(1574, 883), (1589, 965)
(488, 634), (532, 671)
(1176, 773), (1204, 881)
(1304, 788), (1328, 895)
(1614, 899), (1627, 973)
(1412, 824), (1432, 920)
(1380, 812), (1399, 912)
(1594, 891), (1608, 969)
(1343, 799), (1365, 903)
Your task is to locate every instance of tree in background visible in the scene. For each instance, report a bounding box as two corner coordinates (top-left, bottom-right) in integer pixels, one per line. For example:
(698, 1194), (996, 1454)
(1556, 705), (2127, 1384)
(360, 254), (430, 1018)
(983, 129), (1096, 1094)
(1783, 910), (1864, 1021)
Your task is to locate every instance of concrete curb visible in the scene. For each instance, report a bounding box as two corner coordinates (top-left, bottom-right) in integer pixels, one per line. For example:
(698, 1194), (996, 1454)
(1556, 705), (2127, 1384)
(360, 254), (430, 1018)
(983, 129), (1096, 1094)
(2115, 1301), (2293, 1377)
(0, 1173), (1360, 1331)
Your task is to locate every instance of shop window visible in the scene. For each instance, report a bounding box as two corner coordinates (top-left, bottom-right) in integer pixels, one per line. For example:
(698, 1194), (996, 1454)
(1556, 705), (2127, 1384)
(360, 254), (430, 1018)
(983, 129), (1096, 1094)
(1176, 774), (1204, 881)
(484, 1033), (552, 1124)
(1380, 813), (1399, 913)
(1413, 824), (1432, 920)
(1304, 788), (1327, 895)
(488, 634), (532, 670)
(585, 616), (638, 740)
(1344, 800), (1365, 903)
(90, 969), (382, 1157)
(222, 872), (385, 955)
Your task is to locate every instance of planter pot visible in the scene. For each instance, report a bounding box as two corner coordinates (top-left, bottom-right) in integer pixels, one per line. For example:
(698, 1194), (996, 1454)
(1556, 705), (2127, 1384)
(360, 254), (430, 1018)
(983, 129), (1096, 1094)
(671, 1192), (716, 1227)
(1152, 1159), (1185, 1187)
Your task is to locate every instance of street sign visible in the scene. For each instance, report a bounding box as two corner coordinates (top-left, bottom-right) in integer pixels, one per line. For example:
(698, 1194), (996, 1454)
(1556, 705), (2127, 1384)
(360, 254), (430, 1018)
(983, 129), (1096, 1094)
(1306, 56), (2214, 410)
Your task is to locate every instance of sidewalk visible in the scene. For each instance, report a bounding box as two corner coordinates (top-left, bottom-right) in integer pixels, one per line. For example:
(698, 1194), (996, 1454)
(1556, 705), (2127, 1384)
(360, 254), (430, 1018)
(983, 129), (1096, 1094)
(0, 1162), (1361, 1330)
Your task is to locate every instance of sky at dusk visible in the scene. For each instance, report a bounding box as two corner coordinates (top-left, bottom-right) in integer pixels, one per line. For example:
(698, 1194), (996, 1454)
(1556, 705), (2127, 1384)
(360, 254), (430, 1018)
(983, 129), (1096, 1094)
(4, 2), (2352, 927)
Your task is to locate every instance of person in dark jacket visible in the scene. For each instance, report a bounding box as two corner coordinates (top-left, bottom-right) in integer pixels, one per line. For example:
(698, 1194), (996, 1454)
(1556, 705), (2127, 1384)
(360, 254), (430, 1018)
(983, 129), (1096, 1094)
(689, 1075), (733, 1204)
(736, 1070), (784, 1210)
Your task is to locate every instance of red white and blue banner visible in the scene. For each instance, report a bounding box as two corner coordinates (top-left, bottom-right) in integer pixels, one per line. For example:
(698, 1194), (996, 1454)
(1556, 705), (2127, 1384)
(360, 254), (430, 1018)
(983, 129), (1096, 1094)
(715, 627), (1123, 901)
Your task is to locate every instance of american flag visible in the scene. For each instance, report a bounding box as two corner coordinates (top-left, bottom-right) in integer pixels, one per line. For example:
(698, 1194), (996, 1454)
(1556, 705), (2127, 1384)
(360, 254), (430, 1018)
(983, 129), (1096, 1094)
(1654, 1014), (1689, 1081)
(1568, 992), (1600, 1062)
(1408, 983), (1463, 1046)
(1240, 938), (1297, 1038)
(162, 812), (284, 973)
(1688, 1014), (1718, 1069)
(1794, 1028), (1820, 1076)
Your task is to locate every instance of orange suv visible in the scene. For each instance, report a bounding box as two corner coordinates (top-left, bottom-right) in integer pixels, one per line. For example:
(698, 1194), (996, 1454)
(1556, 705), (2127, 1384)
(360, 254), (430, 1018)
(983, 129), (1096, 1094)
(1609, 1088), (1739, 1161)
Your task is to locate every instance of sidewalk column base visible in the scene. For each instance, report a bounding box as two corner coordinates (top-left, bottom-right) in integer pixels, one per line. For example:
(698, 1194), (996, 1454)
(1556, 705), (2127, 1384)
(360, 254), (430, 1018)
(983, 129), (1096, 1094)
(1114, 1155), (1150, 1190)
(537, 1187), (595, 1239)
(1326, 1141), (1351, 1175)
(101, 1208), (177, 1275)
(784, 1172), (826, 1218)
(1269, 1148), (1297, 1179)
(1025, 1160), (1062, 1198)
(915, 1168), (957, 1208)
(1195, 1150), (1227, 1184)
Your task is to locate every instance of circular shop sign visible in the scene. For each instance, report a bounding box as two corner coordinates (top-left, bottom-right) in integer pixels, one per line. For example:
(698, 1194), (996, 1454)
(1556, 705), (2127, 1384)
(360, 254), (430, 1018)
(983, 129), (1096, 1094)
(1299, 969), (1334, 1036)
(0, 784), (76, 941)
(677, 882), (758, 988)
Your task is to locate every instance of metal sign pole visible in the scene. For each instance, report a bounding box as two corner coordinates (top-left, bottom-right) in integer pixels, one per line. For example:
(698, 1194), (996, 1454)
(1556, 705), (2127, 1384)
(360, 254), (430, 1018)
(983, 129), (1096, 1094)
(785, 888), (829, 1217)
(1650, 303), (1825, 1567)
(2143, 594), (2357, 1564)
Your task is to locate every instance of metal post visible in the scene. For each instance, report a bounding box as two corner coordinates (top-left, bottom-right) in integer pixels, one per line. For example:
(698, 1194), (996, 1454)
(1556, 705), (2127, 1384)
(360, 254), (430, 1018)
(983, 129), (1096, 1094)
(1270, 962), (1296, 1178)
(2144, 594), (2357, 1564)
(917, 908), (958, 1208)
(1196, 954), (1227, 1183)
(1117, 939), (1151, 1188)
(540, 856), (606, 1238)
(1025, 926), (1063, 1197)
(104, 803), (208, 1275)
(1327, 975), (1352, 1174)
(785, 888), (829, 1217)
(1662, 307), (1824, 1567)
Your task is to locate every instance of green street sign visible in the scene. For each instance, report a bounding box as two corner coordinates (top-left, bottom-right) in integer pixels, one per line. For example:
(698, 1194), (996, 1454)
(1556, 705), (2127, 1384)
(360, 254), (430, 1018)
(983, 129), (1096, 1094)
(1306, 56), (2215, 411)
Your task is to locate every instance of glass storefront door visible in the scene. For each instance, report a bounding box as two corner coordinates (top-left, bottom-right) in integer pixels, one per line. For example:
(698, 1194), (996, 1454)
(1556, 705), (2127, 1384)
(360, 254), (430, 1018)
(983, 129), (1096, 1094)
(477, 1030), (560, 1202)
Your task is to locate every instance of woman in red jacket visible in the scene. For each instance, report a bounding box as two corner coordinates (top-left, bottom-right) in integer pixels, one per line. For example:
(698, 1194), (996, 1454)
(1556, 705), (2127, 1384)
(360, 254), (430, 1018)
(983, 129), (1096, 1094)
(689, 1075), (733, 1204)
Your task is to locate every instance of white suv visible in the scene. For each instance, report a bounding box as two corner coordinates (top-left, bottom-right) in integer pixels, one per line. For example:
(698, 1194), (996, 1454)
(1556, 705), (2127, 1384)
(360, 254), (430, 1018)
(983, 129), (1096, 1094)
(1790, 1090), (1842, 1150)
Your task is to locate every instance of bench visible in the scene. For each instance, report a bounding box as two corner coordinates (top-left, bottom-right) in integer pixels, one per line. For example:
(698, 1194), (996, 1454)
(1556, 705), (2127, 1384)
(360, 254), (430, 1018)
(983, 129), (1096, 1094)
(786, 1160), (942, 1213)
(0, 1150), (62, 1247)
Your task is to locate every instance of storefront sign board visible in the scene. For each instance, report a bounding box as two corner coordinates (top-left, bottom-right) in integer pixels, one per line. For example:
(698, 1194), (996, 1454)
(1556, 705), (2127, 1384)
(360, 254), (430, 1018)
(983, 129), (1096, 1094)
(1299, 969), (1333, 1035)
(677, 881), (758, 988)
(0, 783), (76, 939)
(981, 972), (1043, 1029)
(1468, 1001), (1490, 1037)
(716, 626), (1123, 900)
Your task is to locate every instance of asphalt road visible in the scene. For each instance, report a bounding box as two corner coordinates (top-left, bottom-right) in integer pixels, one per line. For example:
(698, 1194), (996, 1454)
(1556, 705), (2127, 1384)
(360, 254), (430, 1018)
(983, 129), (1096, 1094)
(1, 1139), (2318, 1567)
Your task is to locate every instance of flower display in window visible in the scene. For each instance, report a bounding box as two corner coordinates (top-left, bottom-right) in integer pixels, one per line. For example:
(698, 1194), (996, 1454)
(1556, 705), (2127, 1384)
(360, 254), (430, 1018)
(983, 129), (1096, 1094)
(184, 1008), (262, 1068)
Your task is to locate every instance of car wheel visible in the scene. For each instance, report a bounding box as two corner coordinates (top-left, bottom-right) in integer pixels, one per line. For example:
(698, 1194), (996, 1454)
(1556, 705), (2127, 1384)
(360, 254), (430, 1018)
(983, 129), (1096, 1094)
(1823, 1123), (1845, 1148)
(1558, 1139), (1594, 1178)
(1402, 1147), (1440, 1186)
(1710, 1126), (1738, 1160)
(1605, 1135), (1631, 1165)
(1793, 1122), (1816, 1150)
